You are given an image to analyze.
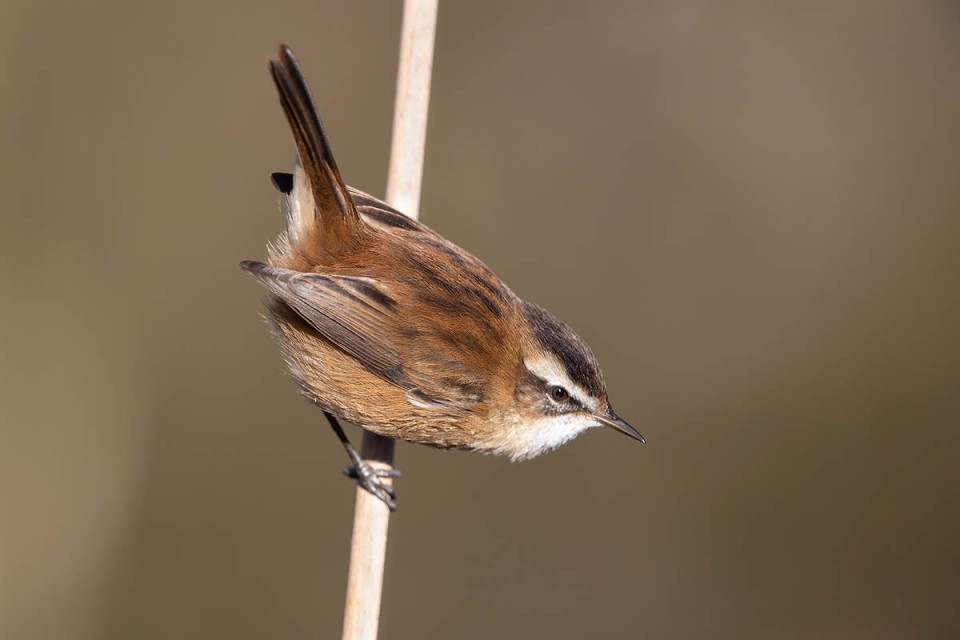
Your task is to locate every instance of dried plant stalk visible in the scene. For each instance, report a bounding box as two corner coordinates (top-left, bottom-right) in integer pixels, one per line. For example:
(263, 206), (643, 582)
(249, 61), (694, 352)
(341, 1), (438, 639)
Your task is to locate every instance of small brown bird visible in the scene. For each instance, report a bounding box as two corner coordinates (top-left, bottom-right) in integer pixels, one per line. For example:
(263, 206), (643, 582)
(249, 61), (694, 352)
(243, 45), (643, 509)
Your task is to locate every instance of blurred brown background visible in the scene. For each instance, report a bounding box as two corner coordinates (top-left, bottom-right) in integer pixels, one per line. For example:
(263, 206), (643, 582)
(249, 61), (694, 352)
(2, 1), (959, 638)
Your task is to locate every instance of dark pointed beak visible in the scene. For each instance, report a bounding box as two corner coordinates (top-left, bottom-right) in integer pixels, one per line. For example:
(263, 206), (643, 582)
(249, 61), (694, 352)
(596, 412), (645, 444)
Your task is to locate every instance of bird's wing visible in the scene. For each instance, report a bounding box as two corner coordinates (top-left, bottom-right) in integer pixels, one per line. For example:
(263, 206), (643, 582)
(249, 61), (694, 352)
(347, 187), (427, 234)
(242, 261), (409, 385)
(241, 261), (482, 409)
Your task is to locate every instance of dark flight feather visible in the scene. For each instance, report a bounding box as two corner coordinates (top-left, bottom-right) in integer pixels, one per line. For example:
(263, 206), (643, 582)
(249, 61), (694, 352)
(348, 187), (425, 232)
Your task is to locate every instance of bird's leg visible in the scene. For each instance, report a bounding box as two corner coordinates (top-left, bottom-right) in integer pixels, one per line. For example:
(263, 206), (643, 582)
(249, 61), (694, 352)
(323, 411), (401, 511)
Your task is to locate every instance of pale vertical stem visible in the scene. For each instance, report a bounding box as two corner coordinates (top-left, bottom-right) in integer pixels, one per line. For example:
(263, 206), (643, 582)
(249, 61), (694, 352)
(341, 2), (438, 640)
(384, 0), (438, 219)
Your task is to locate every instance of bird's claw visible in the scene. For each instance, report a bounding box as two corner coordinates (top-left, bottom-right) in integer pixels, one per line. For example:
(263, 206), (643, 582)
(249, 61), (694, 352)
(342, 462), (400, 510)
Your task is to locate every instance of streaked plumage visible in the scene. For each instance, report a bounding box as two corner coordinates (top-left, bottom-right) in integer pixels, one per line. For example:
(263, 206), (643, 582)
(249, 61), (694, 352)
(242, 45), (642, 474)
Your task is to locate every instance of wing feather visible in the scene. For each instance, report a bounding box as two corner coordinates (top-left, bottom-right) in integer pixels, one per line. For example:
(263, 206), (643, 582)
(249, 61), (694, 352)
(241, 261), (410, 387)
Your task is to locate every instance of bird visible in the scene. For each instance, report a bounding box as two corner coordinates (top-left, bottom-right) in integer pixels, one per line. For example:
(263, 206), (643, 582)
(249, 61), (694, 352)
(242, 44), (643, 510)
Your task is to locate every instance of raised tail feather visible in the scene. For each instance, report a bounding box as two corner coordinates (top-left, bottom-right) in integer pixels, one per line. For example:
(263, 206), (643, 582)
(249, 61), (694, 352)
(269, 44), (361, 251)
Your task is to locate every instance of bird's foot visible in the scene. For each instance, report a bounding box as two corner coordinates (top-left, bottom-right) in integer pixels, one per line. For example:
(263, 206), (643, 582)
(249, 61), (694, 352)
(342, 462), (402, 511)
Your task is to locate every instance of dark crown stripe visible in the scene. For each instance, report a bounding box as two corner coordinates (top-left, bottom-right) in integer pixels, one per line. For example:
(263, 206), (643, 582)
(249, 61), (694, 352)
(523, 301), (605, 397)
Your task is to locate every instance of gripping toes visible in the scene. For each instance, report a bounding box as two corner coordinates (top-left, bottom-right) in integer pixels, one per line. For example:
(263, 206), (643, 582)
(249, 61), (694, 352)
(342, 461), (400, 510)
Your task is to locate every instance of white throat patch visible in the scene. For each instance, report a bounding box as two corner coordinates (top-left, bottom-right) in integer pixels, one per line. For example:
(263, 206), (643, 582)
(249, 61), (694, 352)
(482, 413), (600, 461)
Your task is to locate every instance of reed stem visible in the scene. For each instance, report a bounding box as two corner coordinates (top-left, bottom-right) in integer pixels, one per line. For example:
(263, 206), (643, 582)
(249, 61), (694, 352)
(341, 2), (438, 639)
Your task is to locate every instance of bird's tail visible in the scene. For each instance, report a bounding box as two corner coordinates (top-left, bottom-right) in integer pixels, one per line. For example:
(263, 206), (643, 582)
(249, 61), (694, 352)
(269, 44), (362, 254)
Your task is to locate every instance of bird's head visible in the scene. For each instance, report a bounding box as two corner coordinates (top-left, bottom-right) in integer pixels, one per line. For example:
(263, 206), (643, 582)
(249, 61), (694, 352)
(485, 301), (643, 461)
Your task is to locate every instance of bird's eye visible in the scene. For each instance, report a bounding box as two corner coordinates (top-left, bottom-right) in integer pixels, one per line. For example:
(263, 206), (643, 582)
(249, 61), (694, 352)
(548, 385), (569, 402)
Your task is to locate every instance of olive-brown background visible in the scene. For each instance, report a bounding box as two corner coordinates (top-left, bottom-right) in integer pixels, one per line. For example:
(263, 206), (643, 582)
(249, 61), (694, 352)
(2, 1), (958, 638)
